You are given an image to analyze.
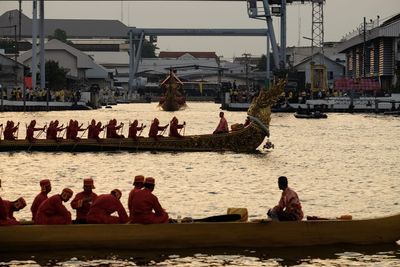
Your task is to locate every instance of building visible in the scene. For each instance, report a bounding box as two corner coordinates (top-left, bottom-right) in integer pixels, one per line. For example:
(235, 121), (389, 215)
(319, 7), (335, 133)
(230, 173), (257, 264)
(338, 13), (400, 90)
(0, 52), (26, 98)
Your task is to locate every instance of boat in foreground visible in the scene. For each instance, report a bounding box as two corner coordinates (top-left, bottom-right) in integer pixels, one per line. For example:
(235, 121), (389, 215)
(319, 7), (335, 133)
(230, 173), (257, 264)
(294, 112), (328, 119)
(1, 213), (399, 252)
(0, 80), (286, 153)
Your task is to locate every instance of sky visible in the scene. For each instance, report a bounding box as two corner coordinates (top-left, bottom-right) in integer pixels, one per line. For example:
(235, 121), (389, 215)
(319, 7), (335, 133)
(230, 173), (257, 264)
(0, 0), (399, 59)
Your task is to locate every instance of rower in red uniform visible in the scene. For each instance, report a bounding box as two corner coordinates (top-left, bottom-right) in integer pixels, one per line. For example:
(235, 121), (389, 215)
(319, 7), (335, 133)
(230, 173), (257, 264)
(66, 119), (74, 139)
(87, 189), (128, 224)
(69, 120), (85, 140)
(35, 188), (73, 225)
(128, 120), (145, 140)
(87, 119), (96, 139)
(2, 197), (26, 224)
(31, 179), (52, 222)
(169, 117), (185, 138)
(90, 122), (105, 141)
(130, 177), (169, 224)
(46, 120), (65, 140)
(26, 120), (46, 142)
(128, 175), (145, 219)
(3, 121), (19, 140)
(148, 118), (168, 140)
(106, 119), (124, 138)
(70, 178), (98, 224)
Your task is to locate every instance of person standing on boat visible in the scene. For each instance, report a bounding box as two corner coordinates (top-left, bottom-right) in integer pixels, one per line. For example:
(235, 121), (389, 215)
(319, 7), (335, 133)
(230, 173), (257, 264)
(35, 188), (73, 225)
(130, 177), (169, 224)
(169, 117), (185, 138)
(148, 118), (168, 140)
(128, 175), (145, 219)
(86, 189), (129, 224)
(128, 120), (145, 140)
(2, 197), (27, 224)
(267, 176), (303, 221)
(31, 179), (52, 222)
(213, 112), (229, 134)
(26, 120), (46, 142)
(3, 121), (19, 140)
(70, 178), (98, 224)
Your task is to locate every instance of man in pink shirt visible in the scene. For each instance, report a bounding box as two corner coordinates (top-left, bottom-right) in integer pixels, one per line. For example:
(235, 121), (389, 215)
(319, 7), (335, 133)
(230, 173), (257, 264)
(268, 176), (303, 221)
(130, 177), (169, 224)
(213, 112), (229, 134)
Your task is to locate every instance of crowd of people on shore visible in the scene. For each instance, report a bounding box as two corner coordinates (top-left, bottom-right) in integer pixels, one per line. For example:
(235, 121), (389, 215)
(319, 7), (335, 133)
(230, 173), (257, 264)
(0, 112), (234, 142)
(0, 176), (169, 225)
(0, 175), (303, 226)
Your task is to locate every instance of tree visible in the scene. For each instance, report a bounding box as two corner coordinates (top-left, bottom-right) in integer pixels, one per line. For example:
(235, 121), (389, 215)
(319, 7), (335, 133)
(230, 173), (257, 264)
(0, 38), (17, 54)
(48, 29), (73, 45)
(256, 54), (276, 71)
(45, 60), (68, 90)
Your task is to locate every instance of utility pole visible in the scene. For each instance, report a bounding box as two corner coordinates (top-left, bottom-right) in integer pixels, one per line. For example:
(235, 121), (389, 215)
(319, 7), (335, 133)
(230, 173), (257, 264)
(18, 0), (22, 40)
(242, 53), (251, 91)
(363, 16), (367, 78)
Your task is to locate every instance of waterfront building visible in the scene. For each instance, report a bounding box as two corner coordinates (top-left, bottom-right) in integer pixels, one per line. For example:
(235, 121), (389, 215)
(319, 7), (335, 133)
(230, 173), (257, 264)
(338, 13), (400, 90)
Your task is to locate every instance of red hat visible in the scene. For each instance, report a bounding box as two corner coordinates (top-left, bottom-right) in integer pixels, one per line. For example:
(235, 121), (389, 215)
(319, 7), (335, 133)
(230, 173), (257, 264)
(62, 188), (73, 196)
(17, 197), (26, 207)
(144, 177), (155, 185)
(83, 178), (95, 189)
(111, 189), (122, 199)
(133, 175), (145, 184)
(40, 179), (51, 187)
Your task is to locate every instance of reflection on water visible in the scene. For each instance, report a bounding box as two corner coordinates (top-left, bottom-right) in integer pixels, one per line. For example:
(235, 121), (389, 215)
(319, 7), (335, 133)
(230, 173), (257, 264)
(0, 103), (400, 266)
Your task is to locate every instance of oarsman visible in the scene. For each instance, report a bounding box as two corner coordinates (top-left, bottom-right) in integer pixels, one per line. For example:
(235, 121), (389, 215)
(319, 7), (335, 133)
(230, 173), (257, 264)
(130, 177), (169, 224)
(2, 197), (26, 224)
(128, 175), (145, 219)
(86, 189), (129, 224)
(26, 120), (46, 142)
(89, 122), (105, 141)
(35, 188), (73, 225)
(31, 179), (52, 222)
(0, 196), (18, 226)
(213, 112), (229, 134)
(70, 178), (98, 224)
(46, 120), (65, 140)
(148, 118), (168, 140)
(66, 119), (74, 139)
(128, 120), (145, 140)
(267, 176), (303, 221)
(4, 121), (19, 140)
(69, 120), (86, 140)
(87, 119), (96, 139)
(169, 116), (185, 138)
(106, 119), (124, 138)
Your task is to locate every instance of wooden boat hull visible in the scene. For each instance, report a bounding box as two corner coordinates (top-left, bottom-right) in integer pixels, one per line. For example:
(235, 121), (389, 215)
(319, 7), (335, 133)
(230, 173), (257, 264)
(294, 113), (328, 119)
(0, 123), (266, 153)
(1, 214), (400, 252)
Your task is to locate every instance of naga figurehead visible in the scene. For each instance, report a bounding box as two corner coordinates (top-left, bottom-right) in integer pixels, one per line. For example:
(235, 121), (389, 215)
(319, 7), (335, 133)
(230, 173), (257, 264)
(247, 79), (287, 127)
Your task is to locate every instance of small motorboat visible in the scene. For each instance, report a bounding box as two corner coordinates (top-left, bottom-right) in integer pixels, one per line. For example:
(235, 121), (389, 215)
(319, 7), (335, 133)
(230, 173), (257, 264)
(294, 111), (328, 119)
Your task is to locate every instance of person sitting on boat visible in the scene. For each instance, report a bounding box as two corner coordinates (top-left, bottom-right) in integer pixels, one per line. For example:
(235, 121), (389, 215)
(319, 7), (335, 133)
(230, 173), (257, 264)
(46, 120), (65, 140)
(130, 177), (169, 224)
(3, 121), (19, 140)
(31, 179), (52, 222)
(128, 175), (145, 220)
(87, 119), (97, 139)
(148, 118), (168, 140)
(91, 122), (105, 141)
(169, 117), (185, 138)
(86, 189), (129, 224)
(213, 112), (229, 134)
(26, 120), (46, 142)
(68, 120), (86, 140)
(66, 119), (74, 139)
(267, 176), (303, 221)
(2, 197), (27, 224)
(70, 178), (98, 224)
(106, 119), (125, 138)
(128, 120), (145, 140)
(35, 188), (74, 225)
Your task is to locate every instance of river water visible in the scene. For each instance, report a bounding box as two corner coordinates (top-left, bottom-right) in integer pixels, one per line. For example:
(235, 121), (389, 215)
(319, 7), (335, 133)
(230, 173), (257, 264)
(0, 102), (399, 266)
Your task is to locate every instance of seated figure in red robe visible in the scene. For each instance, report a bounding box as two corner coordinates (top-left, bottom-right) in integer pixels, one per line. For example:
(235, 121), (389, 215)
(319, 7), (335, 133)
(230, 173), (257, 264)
(148, 118), (168, 140)
(128, 120), (145, 140)
(26, 120), (46, 142)
(35, 188), (73, 225)
(169, 116), (185, 138)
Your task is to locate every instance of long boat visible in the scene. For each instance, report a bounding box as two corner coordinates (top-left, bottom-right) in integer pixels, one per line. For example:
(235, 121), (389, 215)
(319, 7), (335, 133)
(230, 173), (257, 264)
(0, 80), (287, 153)
(1, 213), (399, 252)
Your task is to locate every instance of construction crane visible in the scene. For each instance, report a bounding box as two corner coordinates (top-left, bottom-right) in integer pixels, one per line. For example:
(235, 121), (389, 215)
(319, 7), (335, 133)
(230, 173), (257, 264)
(248, 0), (327, 93)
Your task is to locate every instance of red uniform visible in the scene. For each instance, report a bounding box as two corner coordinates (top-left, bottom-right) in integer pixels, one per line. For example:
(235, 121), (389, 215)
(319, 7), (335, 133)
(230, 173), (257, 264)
(0, 197), (17, 226)
(128, 188), (142, 219)
(31, 191), (48, 221)
(70, 191), (98, 221)
(128, 123), (144, 139)
(214, 117), (229, 134)
(130, 188), (169, 224)
(4, 124), (18, 140)
(1, 200), (19, 225)
(35, 195), (72, 225)
(169, 121), (184, 138)
(26, 126), (40, 142)
(148, 122), (167, 139)
(86, 194), (128, 224)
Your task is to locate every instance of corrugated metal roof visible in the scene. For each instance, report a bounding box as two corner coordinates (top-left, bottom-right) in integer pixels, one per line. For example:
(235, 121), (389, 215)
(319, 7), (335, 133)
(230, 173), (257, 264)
(0, 10), (129, 39)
